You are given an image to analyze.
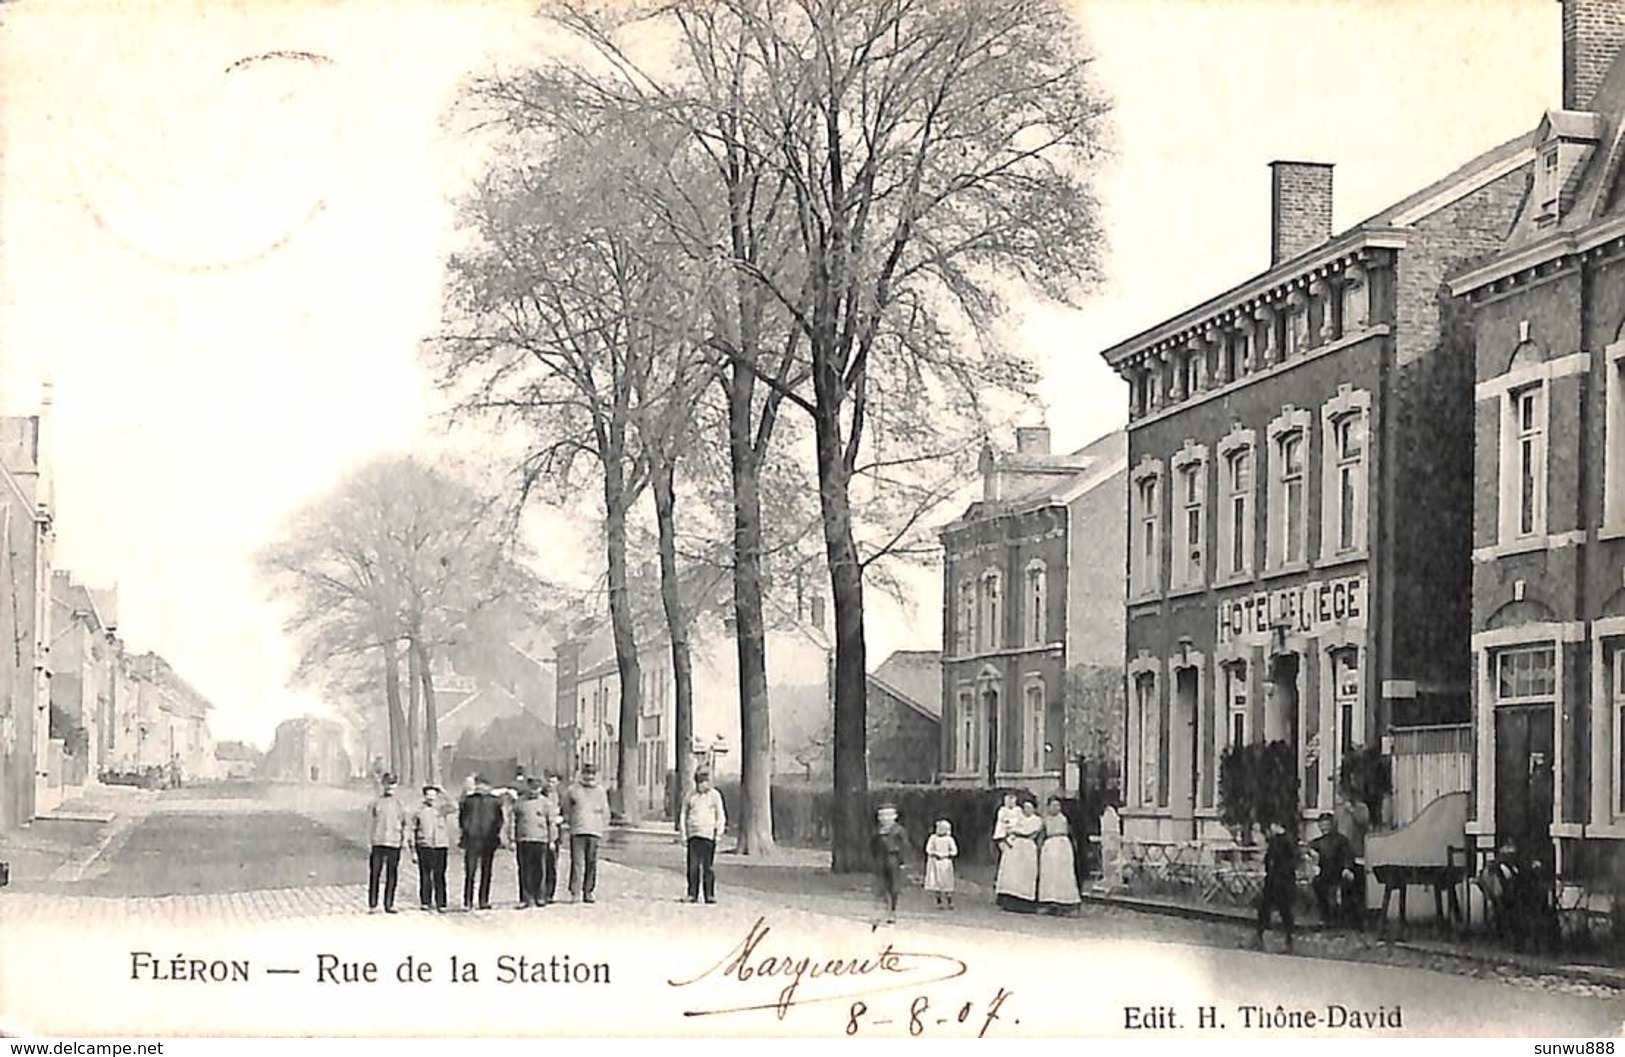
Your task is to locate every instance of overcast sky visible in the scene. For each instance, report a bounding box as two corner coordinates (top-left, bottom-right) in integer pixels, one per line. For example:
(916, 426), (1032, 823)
(0, 0), (1559, 747)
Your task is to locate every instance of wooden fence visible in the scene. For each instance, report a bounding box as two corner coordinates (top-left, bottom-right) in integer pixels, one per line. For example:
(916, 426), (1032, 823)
(1389, 724), (1472, 826)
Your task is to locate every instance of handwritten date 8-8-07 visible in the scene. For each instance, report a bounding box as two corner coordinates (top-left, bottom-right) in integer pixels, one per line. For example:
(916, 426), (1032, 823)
(846, 988), (1015, 1037)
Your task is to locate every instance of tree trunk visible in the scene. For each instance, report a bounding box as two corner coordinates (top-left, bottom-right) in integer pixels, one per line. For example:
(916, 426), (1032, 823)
(813, 400), (868, 873)
(727, 366), (775, 855)
(414, 634), (439, 786)
(383, 641), (407, 781)
(604, 462), (643, 825)
(404, 638), (421, 786)
(652, 457), (695, 828)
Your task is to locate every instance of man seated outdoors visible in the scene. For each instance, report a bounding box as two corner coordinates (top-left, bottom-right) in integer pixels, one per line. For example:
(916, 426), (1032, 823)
(1310, 811), (1362, 929)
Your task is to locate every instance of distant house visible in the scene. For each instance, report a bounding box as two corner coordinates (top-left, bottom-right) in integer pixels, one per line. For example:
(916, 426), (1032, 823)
(260, 716), (351, 785)
(766, 650), (942, 785)
(938, 427), (1128, 798)
(356, 630), (558, 784)
(555, 571), (833, 817)
(867, 651), (942, 784)
(213, 740), (262, 780)
(438, 683), (557, 785)
(445, 709), (557, 790)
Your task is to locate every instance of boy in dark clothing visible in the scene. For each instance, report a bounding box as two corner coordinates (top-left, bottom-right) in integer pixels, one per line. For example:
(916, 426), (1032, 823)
(1256, 821), (1299, 953)
(871, 803), (910, 925)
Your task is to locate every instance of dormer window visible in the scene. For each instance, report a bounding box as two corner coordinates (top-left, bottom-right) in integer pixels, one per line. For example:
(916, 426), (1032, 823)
(1538, 146), (1559, 218)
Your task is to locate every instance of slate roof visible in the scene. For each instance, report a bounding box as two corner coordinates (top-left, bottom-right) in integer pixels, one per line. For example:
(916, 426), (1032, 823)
(869, 649), (942, 721)
(1100, 129), (1540, 363)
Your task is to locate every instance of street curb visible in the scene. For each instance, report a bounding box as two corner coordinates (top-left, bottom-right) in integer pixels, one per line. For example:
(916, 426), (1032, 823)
(37, 811), (116, 824)
(50, 803), (151, 884)
(1383, 939), (1625, 991)
(1081, 891), (1622, 989)
(1079, 891), (1328, 932)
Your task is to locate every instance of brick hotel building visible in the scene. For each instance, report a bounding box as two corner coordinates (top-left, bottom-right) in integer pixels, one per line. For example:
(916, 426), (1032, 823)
(1100, 142), (1535, 842)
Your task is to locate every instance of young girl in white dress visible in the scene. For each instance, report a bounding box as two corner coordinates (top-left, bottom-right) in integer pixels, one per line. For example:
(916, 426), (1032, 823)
(923, 819), (958, 909)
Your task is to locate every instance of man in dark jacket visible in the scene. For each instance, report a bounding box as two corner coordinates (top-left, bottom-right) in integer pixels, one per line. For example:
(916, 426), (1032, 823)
(459, 774), (505, 911)
(1310, 812), (1360, 928)
(1255, 821), (1299, 953)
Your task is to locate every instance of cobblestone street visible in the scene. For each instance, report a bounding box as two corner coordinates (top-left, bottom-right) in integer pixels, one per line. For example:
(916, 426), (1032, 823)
(2, 783), (1622, 1037)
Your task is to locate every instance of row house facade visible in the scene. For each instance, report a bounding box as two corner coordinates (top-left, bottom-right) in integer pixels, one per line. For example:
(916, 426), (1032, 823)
(49, 572), (121, 785)
(1449, 0), (1625, 887)
(1101, 144), (1535, 843)
(554, 589), (833, 816)
(0, 393), (215, 824)
(938, 427), (1126, 797)
(0, 412), (53, 827)
(122, 652), (216, 781)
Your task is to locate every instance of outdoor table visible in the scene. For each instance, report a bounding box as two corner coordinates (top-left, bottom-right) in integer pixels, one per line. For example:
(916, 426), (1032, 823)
(1201, 844), (1265, 906)
(1136, 839), (1181, 887)
(1163, 841), (1203, 890)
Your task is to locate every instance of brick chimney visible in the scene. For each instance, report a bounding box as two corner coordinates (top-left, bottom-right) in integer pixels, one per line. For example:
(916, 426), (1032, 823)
(1269, 161), (1334, 266)
(1014, 426), (1051, 456)
(1562, 0), (1625, 111)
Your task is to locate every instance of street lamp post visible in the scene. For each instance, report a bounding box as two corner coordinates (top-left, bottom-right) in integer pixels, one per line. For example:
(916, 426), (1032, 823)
(692, 734), (729, 777)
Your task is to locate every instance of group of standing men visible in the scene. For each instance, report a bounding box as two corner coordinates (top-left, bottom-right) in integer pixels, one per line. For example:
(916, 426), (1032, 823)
(364, 762), (612, 913)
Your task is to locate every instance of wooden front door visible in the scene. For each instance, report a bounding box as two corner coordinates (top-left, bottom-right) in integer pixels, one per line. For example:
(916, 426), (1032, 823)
(1176, 666), (1199, 840)
(1494, 705), (1555, 866)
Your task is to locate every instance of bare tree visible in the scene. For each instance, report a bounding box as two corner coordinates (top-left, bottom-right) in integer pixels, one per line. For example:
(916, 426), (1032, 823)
(458, 0), (1105, 862)
(469, 3), (818, 854)
(380, 463), (542, 784)
(545, 0), (1107, 868)
(432, 110), (709, 823)
(703, 0), (1107, 868)
(261, 457), (542, 786)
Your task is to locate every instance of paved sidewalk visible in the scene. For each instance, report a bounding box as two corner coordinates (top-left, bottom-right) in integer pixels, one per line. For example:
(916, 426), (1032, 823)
(613, 834), (1623, 999)
(1070, 887), (1625, 988)
(0, 784), (160, 889)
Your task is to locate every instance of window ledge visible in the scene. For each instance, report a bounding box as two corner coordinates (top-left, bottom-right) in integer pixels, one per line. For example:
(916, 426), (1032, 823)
(1213, 572), (1256, 590)
(1167, 583), (1207, 600)
(1583, 824), (1625, 840)
(1472, 535), (1564, 562)
(1315, 549), (1368, 571)
(945, 644), (1063, 664)
(1262, 561), (1312, 582)
(1600, 524), (1625, 542)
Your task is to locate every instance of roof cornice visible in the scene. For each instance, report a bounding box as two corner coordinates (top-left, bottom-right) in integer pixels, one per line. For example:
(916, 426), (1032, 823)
(1099, 229), (1407, 368)
(1450, 212), (1625, 296)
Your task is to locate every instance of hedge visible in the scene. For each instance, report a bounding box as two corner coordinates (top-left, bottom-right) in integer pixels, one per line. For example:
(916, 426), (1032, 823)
(710, 780), (1113, 869)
